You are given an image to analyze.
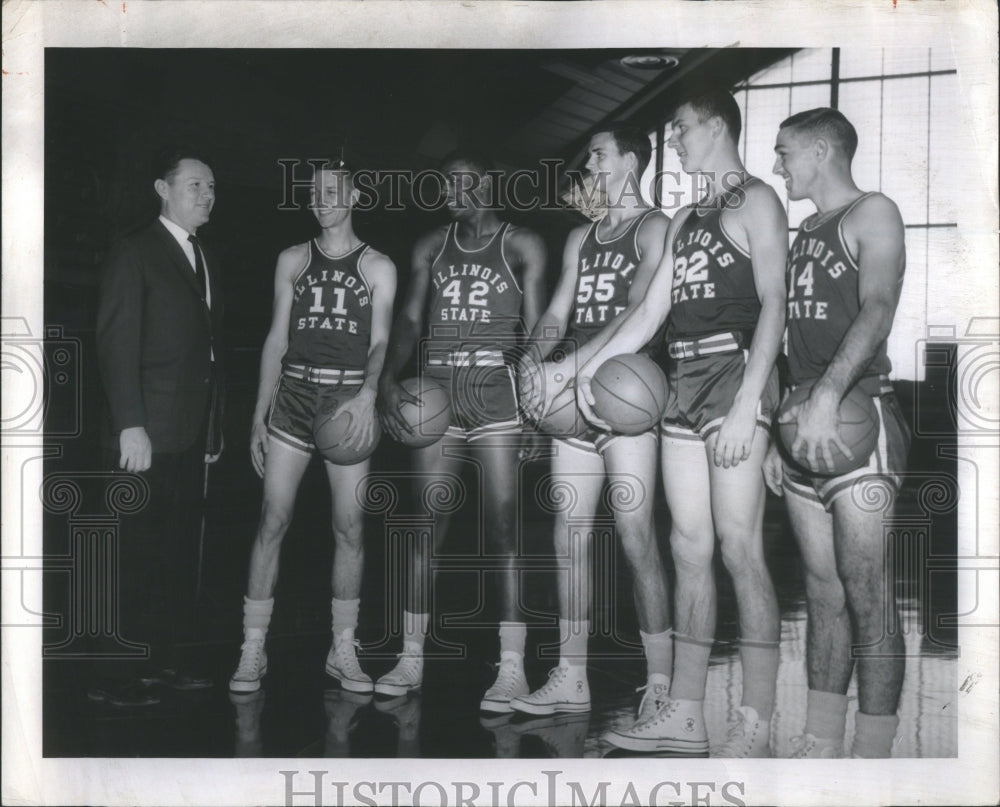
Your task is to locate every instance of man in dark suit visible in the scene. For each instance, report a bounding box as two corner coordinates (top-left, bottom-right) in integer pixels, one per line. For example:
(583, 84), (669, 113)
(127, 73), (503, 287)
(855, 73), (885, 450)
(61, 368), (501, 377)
(92, 148), (224, 706)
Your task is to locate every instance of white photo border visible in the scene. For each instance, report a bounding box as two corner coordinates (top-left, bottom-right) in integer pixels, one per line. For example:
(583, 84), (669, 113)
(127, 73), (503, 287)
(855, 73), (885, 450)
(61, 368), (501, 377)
(2, 2), (997, 805)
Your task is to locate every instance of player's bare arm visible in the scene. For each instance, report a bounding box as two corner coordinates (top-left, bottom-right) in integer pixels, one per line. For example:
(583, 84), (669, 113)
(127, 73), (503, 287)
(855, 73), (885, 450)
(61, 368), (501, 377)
(506, 225), (548, 335)
(250, 242), (308, 477)
(377, 226), (444, 438)
(333, 249), (397, 449)
(713, 181), (788, 469)
(781, 193), (905, 472)
(519, 224), (587, 418)
(575, 210), (687, 422)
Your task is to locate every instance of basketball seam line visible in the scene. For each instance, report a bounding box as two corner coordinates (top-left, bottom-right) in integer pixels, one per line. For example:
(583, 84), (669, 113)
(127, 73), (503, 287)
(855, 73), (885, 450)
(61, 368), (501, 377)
(592, 376), (655, 425)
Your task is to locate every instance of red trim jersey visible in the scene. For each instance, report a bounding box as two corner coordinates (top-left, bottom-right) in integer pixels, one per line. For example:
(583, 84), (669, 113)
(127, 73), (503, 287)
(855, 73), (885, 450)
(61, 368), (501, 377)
(568, 208), (665, 349)
(426, 222), (523, 356)
(786, 192), (893, 386)
(284, 240), (372, 371)
(666, 179), (762, 342)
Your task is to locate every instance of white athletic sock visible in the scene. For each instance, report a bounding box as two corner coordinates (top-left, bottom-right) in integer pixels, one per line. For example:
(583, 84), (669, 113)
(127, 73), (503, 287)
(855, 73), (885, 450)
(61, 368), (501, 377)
(243, 596), (274, 635)
(670, 633), (713, 700)
(804, 689), (849, 740)
(559, 618), (588, 667)
(331, 597), (360, 641)
(499, 621), (527, 657)
(403, 610), (429, 651)
(852, 711), (899, 758)
(739, 639), (780, 720)
(640, 628), (674, 681)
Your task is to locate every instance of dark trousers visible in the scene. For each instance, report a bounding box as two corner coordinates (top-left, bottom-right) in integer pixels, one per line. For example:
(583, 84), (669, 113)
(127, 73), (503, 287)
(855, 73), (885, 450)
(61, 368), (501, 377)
(101, 441), (207, 680)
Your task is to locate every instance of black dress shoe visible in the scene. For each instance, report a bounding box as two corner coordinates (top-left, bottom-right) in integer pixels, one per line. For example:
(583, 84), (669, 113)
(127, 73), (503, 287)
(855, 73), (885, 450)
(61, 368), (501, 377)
(137, 667), (213, 691)
(87, 681), (161, 707)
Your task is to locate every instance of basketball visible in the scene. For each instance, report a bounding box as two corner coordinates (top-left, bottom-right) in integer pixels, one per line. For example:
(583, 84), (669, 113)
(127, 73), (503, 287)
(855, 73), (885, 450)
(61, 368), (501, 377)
(591, 354), (669, 435)
(536, 382), (588, 439)
(394, 377), (452, 448)
(312, 391), (382, 466)
(777, 383), (879, 475)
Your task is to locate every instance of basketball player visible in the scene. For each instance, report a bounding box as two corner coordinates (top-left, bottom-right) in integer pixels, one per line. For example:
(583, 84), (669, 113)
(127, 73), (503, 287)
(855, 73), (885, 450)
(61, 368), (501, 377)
(765, 108), (909, 758)
(512, 125), (673, 731)
(376, 151), (547, 711)
(229, 160), (397, 694)
(576, 91), (787, 756)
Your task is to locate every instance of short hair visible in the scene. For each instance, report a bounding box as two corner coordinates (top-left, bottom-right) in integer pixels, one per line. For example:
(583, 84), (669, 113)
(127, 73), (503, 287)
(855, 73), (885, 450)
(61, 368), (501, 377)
(780, 107), (859, 160)
(441, 149), (495, 176)
(676, 89), (742, 142)
(313, 155), (358, 188)
(153, 145), (214, 183)
(593, 123), (653, 177)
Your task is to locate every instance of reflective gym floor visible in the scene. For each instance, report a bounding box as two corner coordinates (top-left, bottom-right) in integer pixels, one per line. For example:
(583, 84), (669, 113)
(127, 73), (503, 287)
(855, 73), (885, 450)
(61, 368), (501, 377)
(42, 378), (958, 759)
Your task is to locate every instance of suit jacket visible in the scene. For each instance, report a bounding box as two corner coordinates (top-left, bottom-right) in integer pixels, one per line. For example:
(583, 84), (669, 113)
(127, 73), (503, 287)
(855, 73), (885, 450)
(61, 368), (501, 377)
(97, 218), (225, 454)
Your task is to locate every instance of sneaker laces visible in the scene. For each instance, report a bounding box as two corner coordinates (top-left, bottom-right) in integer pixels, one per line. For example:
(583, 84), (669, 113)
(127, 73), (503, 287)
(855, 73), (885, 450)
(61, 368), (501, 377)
(636, 682), (671, 719)
(715, 709), (753, 756)
(334, 638), (366, 678)
(532, 664), (569, 696)
(633, 697), (677, 729)
(387, 649), (422, 681)
(234, 637), (264, 679)
(487, 658), (522, 697)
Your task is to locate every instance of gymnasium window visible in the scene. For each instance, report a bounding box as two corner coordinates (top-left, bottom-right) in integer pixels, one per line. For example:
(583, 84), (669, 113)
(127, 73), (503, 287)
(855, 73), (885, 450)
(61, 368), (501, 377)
(652, 48), (960, 382)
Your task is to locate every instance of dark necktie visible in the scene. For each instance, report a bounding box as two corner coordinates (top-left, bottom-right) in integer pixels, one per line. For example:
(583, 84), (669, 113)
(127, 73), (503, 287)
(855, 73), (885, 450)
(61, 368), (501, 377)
(188, 234), (207, 299)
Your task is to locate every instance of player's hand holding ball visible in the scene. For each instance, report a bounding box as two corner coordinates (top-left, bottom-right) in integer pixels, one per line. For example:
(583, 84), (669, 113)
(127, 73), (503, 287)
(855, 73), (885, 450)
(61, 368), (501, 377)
(331, 385), (379, 449)
(377, 376), (421, 441)
(379, 376), (452, 448)
(579, 353), (668, 435)
(314, 386), (382, 465)
(777, 381), (878, 475)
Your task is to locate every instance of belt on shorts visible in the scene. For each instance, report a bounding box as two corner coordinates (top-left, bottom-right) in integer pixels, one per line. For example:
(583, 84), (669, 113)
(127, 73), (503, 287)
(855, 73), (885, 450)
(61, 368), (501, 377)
(667, 332), (742, 360)
(283, 364), (365, 384)
(425, 349), (505, 367)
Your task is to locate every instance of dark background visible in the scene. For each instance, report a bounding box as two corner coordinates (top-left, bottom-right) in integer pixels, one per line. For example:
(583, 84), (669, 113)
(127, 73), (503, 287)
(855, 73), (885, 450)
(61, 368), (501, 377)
(41, 48), (958, 757)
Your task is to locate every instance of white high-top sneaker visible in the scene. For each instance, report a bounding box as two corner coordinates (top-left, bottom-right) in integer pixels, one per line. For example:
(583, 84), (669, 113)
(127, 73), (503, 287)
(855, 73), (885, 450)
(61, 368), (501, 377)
(510, 664), (590, 715)
(713, 705), (772, 758)
(480, 651), (529, 713)
(229, 629), (268, 693)
(325, 629), (374, 694)
(374, 644), (424, 697)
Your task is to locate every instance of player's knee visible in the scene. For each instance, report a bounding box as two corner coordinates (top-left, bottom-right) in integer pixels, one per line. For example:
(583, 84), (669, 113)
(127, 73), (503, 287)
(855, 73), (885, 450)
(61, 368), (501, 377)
(258, 502), (293, 542)
(804, 568), (846, 609)
(717, 531), (762, 573)
(670, 527), (714, 569)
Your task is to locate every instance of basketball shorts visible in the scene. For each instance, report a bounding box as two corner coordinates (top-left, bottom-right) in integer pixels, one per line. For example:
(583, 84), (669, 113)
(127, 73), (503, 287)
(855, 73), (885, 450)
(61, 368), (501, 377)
(266, 366), (364, 457)
(660, 342), (779, 443)
(423, 350), (521, 442)
(782, 385), (911, 511)
(558, 382), (657, 453)
(558, 426), (658, 456)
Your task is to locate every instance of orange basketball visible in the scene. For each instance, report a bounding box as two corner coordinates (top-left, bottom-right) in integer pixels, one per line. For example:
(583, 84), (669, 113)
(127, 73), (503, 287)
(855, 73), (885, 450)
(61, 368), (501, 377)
(777, 382), (879, 475)
(394, 377), (452, 448)
(591, 353), (668, 435)
(312, 391), (381, 465)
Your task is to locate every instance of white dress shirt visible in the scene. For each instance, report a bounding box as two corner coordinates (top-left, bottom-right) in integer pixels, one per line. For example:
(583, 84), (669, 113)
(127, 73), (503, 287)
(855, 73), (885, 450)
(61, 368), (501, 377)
(159, 214), (212, 310)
